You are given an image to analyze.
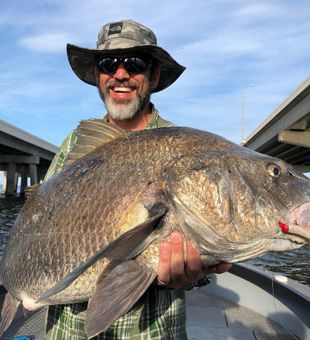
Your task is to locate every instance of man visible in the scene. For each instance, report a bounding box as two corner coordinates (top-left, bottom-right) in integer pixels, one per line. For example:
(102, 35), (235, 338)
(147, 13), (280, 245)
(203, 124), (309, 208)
(45, 19), (231, 339)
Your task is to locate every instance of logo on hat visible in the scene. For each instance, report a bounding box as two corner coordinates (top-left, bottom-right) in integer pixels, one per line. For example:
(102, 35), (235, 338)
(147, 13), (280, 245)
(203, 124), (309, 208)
(108, 22), (123, 36)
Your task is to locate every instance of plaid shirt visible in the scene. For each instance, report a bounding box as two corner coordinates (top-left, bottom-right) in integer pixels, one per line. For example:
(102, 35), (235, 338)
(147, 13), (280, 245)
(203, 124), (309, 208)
(44, 106), (188, 339)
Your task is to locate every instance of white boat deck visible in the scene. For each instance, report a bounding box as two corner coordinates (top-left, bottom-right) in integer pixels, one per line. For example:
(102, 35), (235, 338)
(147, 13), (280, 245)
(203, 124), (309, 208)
(186, 289), (296, 340)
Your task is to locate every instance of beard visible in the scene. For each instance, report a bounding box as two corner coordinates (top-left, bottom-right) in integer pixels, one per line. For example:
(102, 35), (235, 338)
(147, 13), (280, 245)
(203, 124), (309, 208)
(98, 80), (151, 120)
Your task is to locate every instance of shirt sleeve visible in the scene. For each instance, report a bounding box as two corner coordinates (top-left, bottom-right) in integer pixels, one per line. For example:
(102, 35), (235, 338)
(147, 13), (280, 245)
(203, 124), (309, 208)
(44, 129), (78, 181)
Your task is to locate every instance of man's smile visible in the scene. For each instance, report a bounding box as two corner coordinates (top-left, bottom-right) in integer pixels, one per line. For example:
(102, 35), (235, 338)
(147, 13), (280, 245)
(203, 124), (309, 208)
(108, 84), (138, 100)
(113, 86), (133, 93)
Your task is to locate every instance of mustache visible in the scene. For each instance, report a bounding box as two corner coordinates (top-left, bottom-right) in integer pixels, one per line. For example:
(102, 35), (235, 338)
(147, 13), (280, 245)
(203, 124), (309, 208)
(107, 80), (137, 90)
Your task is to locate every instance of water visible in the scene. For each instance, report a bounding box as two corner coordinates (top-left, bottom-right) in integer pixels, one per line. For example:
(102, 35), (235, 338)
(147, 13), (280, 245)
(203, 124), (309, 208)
(249, 246), (310, 287)
(0, 194), (25, 257)
(0, 194), (309, 287)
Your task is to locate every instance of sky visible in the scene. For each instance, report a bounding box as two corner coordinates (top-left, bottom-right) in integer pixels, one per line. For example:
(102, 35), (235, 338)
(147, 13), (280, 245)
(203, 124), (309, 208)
(0, 0), (309, 148)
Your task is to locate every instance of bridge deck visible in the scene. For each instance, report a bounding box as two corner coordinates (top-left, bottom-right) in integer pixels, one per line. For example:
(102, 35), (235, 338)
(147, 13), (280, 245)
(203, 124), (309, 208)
(0, 119), (57, 195)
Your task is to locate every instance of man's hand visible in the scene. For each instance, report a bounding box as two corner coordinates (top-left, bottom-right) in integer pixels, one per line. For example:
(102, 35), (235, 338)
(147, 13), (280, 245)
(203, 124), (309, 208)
(157, 232), (232, 288)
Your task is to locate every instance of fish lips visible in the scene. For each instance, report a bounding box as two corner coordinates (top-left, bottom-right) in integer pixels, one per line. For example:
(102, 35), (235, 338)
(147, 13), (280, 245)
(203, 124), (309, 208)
(283, 202), (310, 243)
(289, 202), (310, 229)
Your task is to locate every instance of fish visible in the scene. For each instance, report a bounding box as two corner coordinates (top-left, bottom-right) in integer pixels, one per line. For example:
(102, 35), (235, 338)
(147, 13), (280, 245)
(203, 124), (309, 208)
(0, 119), (309, 338)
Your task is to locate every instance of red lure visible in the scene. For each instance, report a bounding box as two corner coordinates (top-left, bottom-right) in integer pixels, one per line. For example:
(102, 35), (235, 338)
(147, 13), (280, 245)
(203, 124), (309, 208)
(279, 221), (289, 233)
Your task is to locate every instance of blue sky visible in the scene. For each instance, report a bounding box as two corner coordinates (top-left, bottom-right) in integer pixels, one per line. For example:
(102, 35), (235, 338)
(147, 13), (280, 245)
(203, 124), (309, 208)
(0, 0), (309, 147)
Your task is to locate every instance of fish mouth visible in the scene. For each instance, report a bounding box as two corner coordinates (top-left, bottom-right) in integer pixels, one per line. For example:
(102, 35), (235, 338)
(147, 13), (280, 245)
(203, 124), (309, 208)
(282, 224), (310, 243)
(279, 202), (310, 244)
(289, 202), (310, 228)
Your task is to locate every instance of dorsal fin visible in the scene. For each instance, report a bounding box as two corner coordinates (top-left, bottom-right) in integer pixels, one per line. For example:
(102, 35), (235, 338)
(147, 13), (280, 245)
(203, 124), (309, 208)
(63, 119), (128, 167)
(25, 183), (41, 199)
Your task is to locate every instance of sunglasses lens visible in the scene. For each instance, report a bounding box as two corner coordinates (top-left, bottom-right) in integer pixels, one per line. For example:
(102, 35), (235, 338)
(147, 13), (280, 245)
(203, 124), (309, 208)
(124, 58), (148, 74)
(98, 58), (119, 74)
(97, 57), (150, 74)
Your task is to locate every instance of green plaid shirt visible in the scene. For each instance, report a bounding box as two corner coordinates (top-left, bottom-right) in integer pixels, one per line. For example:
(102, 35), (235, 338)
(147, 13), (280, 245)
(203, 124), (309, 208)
(44, 106), (187, 339)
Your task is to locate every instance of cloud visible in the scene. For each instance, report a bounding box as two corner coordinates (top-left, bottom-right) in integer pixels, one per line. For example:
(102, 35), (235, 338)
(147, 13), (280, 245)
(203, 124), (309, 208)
(232, 3), (281, 19)
(19, 33), (74, 53)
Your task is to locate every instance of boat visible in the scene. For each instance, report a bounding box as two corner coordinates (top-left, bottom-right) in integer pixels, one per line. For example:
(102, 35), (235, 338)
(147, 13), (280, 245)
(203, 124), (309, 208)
(1, 263), (309, 339)
(186, 263), (310, 340)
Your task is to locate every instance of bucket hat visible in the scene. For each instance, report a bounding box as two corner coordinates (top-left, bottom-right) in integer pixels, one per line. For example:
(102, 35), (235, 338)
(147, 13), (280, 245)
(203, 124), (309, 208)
(67, 19), (185, 92)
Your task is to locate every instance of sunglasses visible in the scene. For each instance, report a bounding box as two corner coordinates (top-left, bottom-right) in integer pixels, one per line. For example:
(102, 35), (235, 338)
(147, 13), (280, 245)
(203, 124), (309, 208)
(97, 56), (151, 75)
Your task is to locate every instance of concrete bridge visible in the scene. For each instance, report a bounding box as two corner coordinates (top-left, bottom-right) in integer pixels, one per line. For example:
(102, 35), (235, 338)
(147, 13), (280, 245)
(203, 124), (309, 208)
(0, 119), (58, 195)
(243, 76), (310, 173)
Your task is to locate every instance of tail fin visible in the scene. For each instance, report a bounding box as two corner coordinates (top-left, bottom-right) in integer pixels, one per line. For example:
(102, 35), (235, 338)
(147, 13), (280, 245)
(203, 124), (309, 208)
(0, 291), (20, 336)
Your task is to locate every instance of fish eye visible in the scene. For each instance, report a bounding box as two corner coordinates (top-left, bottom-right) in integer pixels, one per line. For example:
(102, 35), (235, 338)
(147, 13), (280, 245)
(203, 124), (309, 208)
(267, 164), (282, 178)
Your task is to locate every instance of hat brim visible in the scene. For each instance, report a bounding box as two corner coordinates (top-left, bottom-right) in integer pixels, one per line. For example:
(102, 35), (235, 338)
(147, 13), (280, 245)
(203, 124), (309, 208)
(67, 43), (185, 92)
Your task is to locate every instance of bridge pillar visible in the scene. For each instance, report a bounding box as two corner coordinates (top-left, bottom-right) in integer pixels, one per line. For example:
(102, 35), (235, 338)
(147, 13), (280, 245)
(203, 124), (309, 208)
(20, 171), (28, 194)
(29, 163), (38, 185)
(6, 163), (17, 196)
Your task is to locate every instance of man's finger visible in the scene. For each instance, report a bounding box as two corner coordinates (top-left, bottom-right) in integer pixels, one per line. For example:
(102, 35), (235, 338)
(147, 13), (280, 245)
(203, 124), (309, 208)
(157, 242), (171, 285)
(185, 240), (201, 284)
(170, 232), (185, 287)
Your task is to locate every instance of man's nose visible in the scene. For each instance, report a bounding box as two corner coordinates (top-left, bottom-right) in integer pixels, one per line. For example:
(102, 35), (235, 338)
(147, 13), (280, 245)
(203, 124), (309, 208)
(114, 64), (130, 79)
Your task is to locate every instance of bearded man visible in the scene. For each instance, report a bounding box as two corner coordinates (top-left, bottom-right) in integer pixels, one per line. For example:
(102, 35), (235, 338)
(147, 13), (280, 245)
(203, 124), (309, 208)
(45, 19), (230, 339)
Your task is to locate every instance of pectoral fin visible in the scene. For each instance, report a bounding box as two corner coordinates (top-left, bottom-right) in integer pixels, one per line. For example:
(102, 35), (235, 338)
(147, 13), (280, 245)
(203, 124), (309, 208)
(36, 206), (166, 303)
(86, 260), (156, 338)
(0, 291), (20, 336)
